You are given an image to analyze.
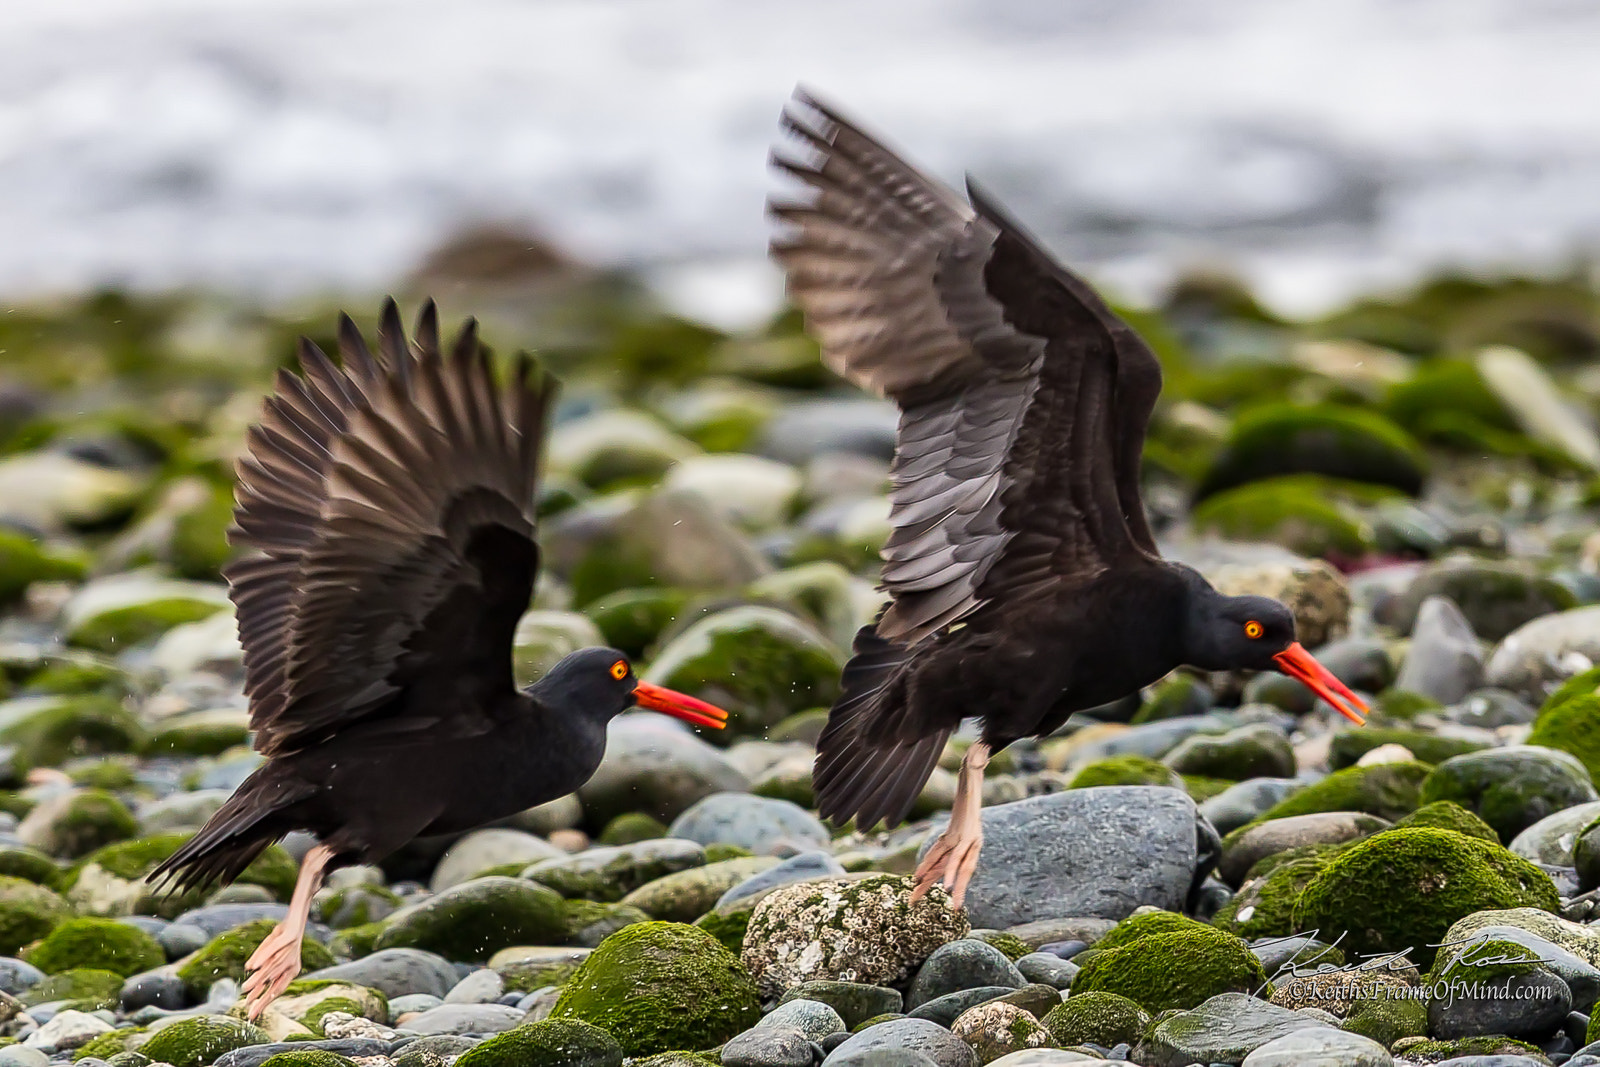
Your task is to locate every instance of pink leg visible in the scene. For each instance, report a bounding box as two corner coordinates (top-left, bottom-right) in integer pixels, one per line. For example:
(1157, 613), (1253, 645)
(909, 742), (989, 909)
(241, 844), (335, 1020)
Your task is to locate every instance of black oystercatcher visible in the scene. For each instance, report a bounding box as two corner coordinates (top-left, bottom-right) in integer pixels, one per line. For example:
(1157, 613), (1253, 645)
(148, 302), (727, 1017)
(768, 90), (1366, 908)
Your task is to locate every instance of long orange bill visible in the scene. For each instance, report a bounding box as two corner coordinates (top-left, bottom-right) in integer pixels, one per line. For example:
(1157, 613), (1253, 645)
(1273, 642), (1369, 725)
(632, 681), (729, 730)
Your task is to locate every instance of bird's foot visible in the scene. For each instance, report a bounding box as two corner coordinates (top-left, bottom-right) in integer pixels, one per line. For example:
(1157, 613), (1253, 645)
(909, 824), (983, 910)
(241, 922), (303, 1020)
(25, 768), (71, 787)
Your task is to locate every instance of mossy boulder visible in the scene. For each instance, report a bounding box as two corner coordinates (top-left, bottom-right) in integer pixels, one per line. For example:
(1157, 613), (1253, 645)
(0, 696), (145, 770)
(1527, 694), (1600, 785)
(1251, 760), (1431, 824)
(1392, 800), (1499, 842)
(1419, 745), (1598, 841)
(16, 788), (137, 858)
(1041, 991), (1150, 1048)
(1161, 724), (1295, 780)
(0, 844), (61, 886)
(1197, 404), (1426, 500)
(1130, 673), (1213, 724)
(64, 833), (296, 917)
(1392, 559), (1577, 642)
(1068, 925), (1265, 1012)
(560, 899), (650, 948)
(138, 1016), (271, 1067)
(582, 587), (693, 659)
(1541, 666), (1600, 717)
(1329, 727), (1488, 771)
(375, 876), (567, 961)
(21, 916), (164, 976)
(72, 1028), (149, 1062)
(691, 902), (751, 955)
(259, 1053), (355, 1067)
(314, 884), (400, 929)
(143, 709), (251, 758)
(1192, 477), (1376, 558)
(617, 856), (778, 924)
(1066, 755), (1183, 791)
(177, 917), (336, 998)
(451, 1019), (621, 1067)
(276, 980), (389, 1027)
(596, 813), (668, 846)
(1393, 1036), (1550, 1063)
(549, 921), (759, 1056)
(524, 839), (706, 903)
(641, 606), (845, 740)
(0, 874), (72, 954)
(491, 947), (593, 992)
(1096, 909), (1214, 950)
(1340, 994), (1429, 1047)
(24, 967), (123, 1009)
(0, 529), (87, 602)
(1294, 828), (1559, 967)
(63, 578), (231, 653)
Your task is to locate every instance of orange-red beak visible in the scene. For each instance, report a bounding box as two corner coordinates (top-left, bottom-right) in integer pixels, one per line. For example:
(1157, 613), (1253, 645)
(632, 681), (728, 730)
(1274, 642), (1368, 725)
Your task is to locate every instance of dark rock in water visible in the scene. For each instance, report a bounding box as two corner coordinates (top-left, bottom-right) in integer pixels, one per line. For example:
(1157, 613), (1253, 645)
(720, 1025), (815, 1067)
(1421, 746), (1599, 842)
(1134, 992), (1332, 1067)
(905, 986), (1016, 1026)
(823, 1017), (977, 1067)
(1395, 595), (1485, 704)
(119, 971), (184, 1011)
(717, 850), (845, 909)
(306, 947), (460, 999)
(215, 1040), (395, 1067)
(668, 792), (829, 855)
(919, 788), (1200, 928)
(907, 940), (1024, 1009)
(778, 981), (901, 1029)
(1198, 778), (1302, 835)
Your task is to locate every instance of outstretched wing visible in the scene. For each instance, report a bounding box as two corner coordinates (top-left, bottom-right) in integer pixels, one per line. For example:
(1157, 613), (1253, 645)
(770, 89), (1161, 649)
(227, 299), (556, 757)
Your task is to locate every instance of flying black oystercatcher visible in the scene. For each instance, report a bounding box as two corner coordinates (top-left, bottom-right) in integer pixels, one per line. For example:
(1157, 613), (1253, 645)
(148, 302), (728, 1018)
(768, 90), (1367, 908)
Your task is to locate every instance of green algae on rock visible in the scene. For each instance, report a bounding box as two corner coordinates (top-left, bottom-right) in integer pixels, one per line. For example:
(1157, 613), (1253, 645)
(71, 1027), (149, 1062)
(617, 855), (778, 924)
(1068, 924), (1265, 1012)
(452, 1019), (622, 1067)
(1419, 745), (1598, 841)
(1339, 993), (1429, 1047)
(1527, 694), (1600, 783)
(138, 1016), (271, 1067)
(1210, 846), (1350, 940)
(375, 876), (567, 961)
(1329, 728), (1488, 771)
(1192, 477), (1376, 558)
(1249, 760), (1431, 825)
(550, 921), (758, 1056)
(16, 787), (137, 859)
(1393, 1035), (1551, 1063)
(1294, 828), (1559, 967)
(1041, 991), (1151, 1048)
(0, 529), (86, 603)
(63, 832), (296, 916)
(1066, 755), (1183, 791)
(1391, 800), (1500, 843)
(581, 587), (693, 660)
(1161, 723), (1295, 781)
(1196, 403), (1427, 500)
(177, 918), (336, 998)
(0, 873), (72, 954)
(0, 696), (145, 771)
(1096, 909), (1215, 950)
(24, 967), (123, 1009)
(259, 1052), (357, 1067)
(21, 916), (163, 976)
(1130, 672), (1214, 724)
(596, 812), (668, 846)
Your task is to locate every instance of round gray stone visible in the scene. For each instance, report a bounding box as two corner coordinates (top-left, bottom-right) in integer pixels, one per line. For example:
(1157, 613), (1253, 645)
(306, 947), (461, 999)
(823, 1017), (977, 1067)
(907, 940), (1024, 1009)
(1015, 952), (1078, 990)
(756, 998), (846, 1040)
(722, 1025), (816, 1067)
(669, 792), (829, 855)
(1241, 1027), (1392, 1065)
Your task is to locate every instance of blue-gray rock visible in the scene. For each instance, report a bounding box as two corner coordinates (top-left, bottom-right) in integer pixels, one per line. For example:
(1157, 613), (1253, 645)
(721, 1026), (817, 1067)
(1240, 1027), (1391, 1066)
(1135, 993), (1334, 1067)
(1395, 596), (1484, 704)
(922, 788), (1200, 928)
(907, 940), (1024, 1009)
(756, 999), (846, 1041)
(1439, 925), (1600, 1014)
(670, 792), (829, 855)
(158, 923), (210, 960)
(389, 994), (444, 1016)
(1432, 1057), (1562, 1066)
(1220, 812), (1391, 887)
(0, 958), (44, 995)
(116, 916), (167, 938)
(759, 400), (898, 465)
(1199, 779), (1304, 836)
(1425, 746), (1599, 842)
(119, 972), (184, 1012)
(1428, 964), (1571, 1040)
(906, 987), (1016, 1027)
(172, 904), (332, 943)
(823, 1017), (977, 1067)
(1014, 953), (1078, 990)
(214, 1040), (395, 1067)
(718, 851), (846, 909)
(1250, 936), (1344, 981)
(778, 983), (902, 1029)
(578, 718), (751, 827)
(392, 1034), (483, 1067)
(1445, 689), (1539, 730)
(401, 1003), (525, 1035)
(1512, 799), (1600, 868)
(306, 948), (460, 999)
(442, 969), (503, 1005)
(824, 1051), (939, 1067)
(1315, 637), (1396, 695)
(1485, 605), (1600, 699)
(0, 1048), (48, 1067)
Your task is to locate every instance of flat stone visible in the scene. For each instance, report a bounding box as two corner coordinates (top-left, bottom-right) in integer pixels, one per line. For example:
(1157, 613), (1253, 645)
(1486, 606), (1600, 699)
(577, 717), (751, 827)
(823, 1017), (978, 1067)
(756, 998), (846, 1040)
(1219, 812), (1391, 886)
(1015, 953), (1078, 990)
(778, 982), (902, 1029)
(906, 987), (1018, 1026)
(1241, 1026), (1392, 1066)
(1135, 992), (1335, 1067)
(401, 1003), (525, 1035)
(669, 792), (829, 855)
(722, 1025), (816, 1067)
(908, 940), (1024, 1009)
(1510, 800), (1600, 866)
(429, 829), (564, 892)
(441, 968), (503, 1005)
(306, 948), (460, 999)
(1005, 918), (1116, 949)
(718, 850), (846, 908)
(213, 1039), (394, 1067)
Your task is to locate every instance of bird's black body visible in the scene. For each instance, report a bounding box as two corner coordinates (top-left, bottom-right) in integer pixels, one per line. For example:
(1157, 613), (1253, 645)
(768, 91), (1362, 836)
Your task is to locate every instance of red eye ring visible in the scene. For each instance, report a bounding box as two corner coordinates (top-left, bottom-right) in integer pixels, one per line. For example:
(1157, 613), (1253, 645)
(610, 659), (629, 680)
(1244, 620), (1264, 640)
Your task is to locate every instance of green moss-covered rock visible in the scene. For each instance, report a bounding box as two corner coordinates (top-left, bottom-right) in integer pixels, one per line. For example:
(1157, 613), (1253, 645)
(1097, 910), (1214, 950)
(451, 1019), (621, 1067)
(1068, 925), (1265, 1013)
(329, 921), (385, 960)
(21, 656), (131, 698)
(582, 585), (692, 658)
(1041, 991), (1151, 1048)
(1211, 847), (1348, 939)
(23, 967), (123, 1009)
(0, 874), (72, 954)
(641, 606), (845, 740)
(276, 980), (389, 1028)
(21, 916), (164, 975)
(596, 813), (668, 846)
(971, 932), (1032, 963)
(1066, 755), (1183, 791)
(177, 917), (336, 998)
(691, 903), (750, 955)
(550, 921), (760, 1056)
(1197, 404), (1426, 500)
(525, 840), (707, 903)
(1253, 760), (1431, 824)
(1130, 673), (1214, 724)
(1340, 993), (1429, 1048)
(64, 832), (296, 916)
(314, 884), (400, 929)
(1294, 828), (1559, 967)
(0, 529), (87, 602)
(618, 856), (779, 924)
(1192, 476), (1376, 558)
(560, 899), (650, 948)
(0, 845), (61, 886)
(1527, 694), (1600, 785)
(72, 1028), (148, 1062)
(1162, 724), (1295, 780)
(1182, 776), (1234, 803)
(259, 1052), (355, 1067)
(375, 876), (568, 962)
(1394, 1036), (1550, 1063)
(1420, 745), (1598, 841)
(1542, 666), (1600, 717)
(67, 594), (230, 653)
(1372, 688), (1443, 722)
(1329, 728), (1488, 771)
(1391, 800), (1499, 843)
(0, 696), (145, 770)
(138, 1016), (271, 1067)
(143, 710), (251, 758)
(18, 787), (137, 858)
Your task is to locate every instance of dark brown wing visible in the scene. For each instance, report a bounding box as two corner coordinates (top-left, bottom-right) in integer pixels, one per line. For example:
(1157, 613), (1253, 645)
(226, 299), (555, 757)
(770, 89), (1161, 647)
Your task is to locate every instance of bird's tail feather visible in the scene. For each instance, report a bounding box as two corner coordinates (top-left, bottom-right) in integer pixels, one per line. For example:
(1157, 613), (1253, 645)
(813, 625), (951, 832)
(147, 768), (313, 897)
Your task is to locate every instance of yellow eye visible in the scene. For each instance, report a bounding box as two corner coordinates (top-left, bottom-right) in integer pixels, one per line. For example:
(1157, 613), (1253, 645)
(610, 659), (629, 680)
(1244, 620), (1264, 639)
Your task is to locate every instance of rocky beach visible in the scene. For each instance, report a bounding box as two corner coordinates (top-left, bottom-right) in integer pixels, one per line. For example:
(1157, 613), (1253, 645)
(0, 263), (1599, 1067)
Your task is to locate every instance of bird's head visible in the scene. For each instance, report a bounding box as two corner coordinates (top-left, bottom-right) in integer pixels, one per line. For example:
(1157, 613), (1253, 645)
(1184, 590), (1367, 725)
(530, 647), (729, 730)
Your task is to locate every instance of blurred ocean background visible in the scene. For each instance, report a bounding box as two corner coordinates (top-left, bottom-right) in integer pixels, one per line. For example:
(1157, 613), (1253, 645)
(1, 0), (1598, 322)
